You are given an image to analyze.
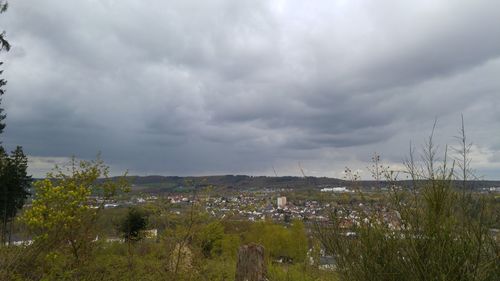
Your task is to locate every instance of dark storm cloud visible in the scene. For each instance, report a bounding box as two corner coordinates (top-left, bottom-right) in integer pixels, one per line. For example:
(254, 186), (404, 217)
(1, 0), (500, 178)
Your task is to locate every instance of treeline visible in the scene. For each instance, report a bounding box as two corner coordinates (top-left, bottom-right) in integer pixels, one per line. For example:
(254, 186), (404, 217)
(112, 175), (500, 194)
(124, 174), (345, 193)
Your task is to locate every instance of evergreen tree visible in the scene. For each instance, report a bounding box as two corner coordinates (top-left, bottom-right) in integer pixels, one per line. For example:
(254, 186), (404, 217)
(120, 207), (148, 242)
(0, 146), (31, 243)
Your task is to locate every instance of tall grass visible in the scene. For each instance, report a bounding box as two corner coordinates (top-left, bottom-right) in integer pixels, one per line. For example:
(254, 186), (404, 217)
(315, 120), (499, 281)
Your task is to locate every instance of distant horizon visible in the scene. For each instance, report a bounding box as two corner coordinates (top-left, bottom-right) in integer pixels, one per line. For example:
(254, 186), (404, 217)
(32, 173), (500, 182)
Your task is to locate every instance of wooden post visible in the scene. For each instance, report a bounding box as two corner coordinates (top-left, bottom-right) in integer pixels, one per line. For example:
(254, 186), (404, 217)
(235, 243), (267, 281)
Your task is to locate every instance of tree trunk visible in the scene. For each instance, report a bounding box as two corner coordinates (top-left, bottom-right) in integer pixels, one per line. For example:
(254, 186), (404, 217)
(235, 243), (267, 281)
(2, 185), (7, 244)
(8, 219), (13, 244)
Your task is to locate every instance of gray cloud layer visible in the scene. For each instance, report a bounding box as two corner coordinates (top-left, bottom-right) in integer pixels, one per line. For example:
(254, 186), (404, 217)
(1, 0), (500, 178)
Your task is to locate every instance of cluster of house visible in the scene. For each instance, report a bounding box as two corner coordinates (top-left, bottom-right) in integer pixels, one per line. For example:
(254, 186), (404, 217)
(91, 187), (405, 232)
(97, 195), (159, 208)
(482, 186), (500, 193)
(201, 193), (332, 222)
(199, 191), (403, 229)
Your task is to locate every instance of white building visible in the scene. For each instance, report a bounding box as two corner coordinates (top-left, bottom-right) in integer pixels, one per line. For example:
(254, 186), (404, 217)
(320, 187), (350, 193)
(277, 196), (287, 208)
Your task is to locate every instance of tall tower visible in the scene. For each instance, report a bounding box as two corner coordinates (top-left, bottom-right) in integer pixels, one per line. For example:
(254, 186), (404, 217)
(277, 196), (287, 209)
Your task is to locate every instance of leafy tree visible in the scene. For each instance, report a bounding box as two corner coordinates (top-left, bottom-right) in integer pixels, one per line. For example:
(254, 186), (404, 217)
(289, 220), (308, 262)
(0, 146), (31, 243)
(119, 206), (148, 271)
(120, 207), (148, 242)
(21, 156), (129, 261)
(245, 220), (308, 263)
(197, 221), (224, 258)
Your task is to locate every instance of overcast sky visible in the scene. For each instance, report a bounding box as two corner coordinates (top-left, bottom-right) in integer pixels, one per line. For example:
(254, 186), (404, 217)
(1, 0), (500, 179)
